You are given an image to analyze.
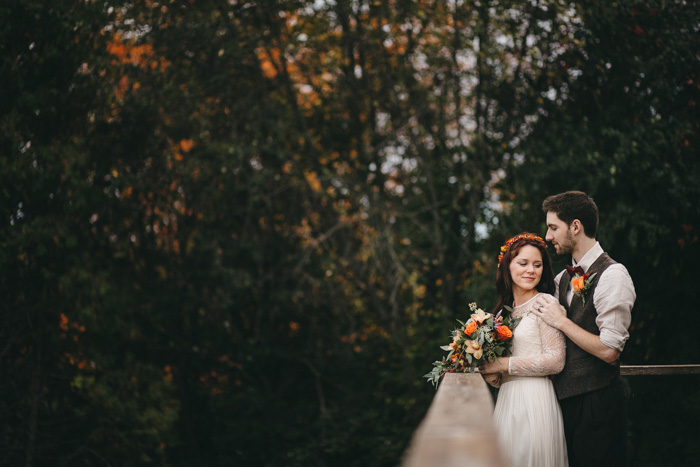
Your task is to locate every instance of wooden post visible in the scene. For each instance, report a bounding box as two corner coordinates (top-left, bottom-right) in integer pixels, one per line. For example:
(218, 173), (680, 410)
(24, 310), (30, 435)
(401, 373), (506, 467)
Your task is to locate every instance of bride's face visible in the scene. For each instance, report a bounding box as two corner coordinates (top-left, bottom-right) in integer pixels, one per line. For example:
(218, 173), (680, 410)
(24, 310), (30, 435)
(509, 245), (543, 294)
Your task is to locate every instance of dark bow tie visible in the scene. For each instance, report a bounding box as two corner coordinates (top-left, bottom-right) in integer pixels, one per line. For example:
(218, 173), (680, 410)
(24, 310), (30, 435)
(565, 265), (585, 276)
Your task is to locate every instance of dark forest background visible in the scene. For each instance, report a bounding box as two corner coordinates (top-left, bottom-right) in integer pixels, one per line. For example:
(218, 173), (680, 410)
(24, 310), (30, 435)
(1, 0), (699, 465)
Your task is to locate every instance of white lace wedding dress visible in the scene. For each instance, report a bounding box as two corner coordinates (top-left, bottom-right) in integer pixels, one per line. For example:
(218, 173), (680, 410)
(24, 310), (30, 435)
(492, 293), (568, 467)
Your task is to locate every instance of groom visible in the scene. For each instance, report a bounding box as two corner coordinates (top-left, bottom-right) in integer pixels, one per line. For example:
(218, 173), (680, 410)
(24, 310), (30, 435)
(532, 191), (635, 467)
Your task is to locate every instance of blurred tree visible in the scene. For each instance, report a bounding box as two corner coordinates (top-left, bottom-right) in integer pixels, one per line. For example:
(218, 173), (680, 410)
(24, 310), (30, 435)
(1, 0), (698, 466)
(1, 0), (179, 464)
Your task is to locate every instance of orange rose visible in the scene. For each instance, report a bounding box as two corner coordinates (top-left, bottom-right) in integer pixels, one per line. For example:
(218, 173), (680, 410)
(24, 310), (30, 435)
(571, 275), (586, 292)
(464, 321), (478, 336)
(495, 325), (512, 341)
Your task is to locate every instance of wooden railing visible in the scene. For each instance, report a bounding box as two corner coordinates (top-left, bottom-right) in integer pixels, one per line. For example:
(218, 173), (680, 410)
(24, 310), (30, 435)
(402, 365), (700, 466)
(621, 364), (700, 375)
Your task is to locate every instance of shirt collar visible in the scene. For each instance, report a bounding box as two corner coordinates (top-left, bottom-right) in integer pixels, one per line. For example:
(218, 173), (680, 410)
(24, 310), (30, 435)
(572, 241), (603, 273)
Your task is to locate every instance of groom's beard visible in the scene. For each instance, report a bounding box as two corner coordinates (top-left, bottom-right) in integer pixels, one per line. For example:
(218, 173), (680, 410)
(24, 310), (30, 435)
(554, 231), (575, 256)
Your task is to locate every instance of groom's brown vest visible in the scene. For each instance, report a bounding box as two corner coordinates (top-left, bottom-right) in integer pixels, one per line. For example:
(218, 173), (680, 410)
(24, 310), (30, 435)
(552, 253), (621, 400)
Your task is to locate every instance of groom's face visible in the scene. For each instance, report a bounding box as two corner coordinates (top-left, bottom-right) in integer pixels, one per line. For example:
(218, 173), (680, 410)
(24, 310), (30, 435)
(545, 212), (575, 255)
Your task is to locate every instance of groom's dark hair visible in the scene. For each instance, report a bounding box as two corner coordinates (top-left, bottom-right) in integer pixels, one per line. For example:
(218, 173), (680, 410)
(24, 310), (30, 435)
(542, 191), (599, 238)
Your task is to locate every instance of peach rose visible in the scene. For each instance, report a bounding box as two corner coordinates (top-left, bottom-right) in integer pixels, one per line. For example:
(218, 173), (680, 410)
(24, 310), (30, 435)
(465, 340), (483, 360)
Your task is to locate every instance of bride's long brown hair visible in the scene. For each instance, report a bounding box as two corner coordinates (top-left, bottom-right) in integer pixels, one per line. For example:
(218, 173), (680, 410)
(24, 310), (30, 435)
(491, 233), (555, 317)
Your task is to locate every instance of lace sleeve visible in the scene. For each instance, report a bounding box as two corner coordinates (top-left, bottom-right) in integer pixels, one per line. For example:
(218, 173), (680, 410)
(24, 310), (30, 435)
(508, 317), (565, 377)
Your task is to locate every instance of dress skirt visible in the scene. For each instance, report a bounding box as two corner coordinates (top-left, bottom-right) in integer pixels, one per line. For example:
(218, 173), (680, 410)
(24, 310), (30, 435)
(493, 375), (568, 467)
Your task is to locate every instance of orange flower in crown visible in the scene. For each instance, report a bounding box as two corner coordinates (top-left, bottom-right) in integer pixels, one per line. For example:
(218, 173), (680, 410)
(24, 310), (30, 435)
(497, 233), (546, 266)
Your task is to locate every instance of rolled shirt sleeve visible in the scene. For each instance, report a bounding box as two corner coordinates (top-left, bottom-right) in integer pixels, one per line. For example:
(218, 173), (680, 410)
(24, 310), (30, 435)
(593, 264), (636, 352)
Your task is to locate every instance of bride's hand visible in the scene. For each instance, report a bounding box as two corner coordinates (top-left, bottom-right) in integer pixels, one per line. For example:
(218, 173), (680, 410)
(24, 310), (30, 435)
(480, 357), (508, 374)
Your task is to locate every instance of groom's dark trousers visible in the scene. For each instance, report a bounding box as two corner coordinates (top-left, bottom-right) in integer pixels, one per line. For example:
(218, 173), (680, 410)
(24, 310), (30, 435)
(554, 254), (628, 467)
(558, 379), (627, 467)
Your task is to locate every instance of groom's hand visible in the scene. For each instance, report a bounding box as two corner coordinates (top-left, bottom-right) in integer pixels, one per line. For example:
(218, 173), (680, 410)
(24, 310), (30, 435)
(534, 293), (622, 364)
(532, 294), (568, 330)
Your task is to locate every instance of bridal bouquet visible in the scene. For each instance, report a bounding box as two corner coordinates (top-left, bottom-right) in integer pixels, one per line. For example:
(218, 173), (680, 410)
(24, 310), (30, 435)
(424, 302), (519, 388)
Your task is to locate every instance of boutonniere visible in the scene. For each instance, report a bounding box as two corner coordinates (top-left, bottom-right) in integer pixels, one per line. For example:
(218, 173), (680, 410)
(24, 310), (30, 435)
(566, 265), (596, 304)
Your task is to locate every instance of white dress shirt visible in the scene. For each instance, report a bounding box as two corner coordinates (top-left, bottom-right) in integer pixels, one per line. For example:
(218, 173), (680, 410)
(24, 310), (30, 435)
(553, 242), (636, 352)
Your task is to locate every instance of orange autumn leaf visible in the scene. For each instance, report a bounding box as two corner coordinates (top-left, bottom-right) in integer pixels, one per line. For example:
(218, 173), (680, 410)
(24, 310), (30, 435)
(303, 170), (322, 192)
(107, 35), (154, 66)
(59, 313), (69, 331)
(116, 75), (130, 99)
(257, 47), (280, 79)
(179, 139), (194, 153)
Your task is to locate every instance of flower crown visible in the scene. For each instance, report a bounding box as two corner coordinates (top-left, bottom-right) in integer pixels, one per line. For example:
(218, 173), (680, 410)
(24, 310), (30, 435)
(498, 233), (546, 265)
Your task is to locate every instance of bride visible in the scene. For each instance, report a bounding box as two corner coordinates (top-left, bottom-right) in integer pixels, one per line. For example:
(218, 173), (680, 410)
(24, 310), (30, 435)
(480, 233), (568, 467)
